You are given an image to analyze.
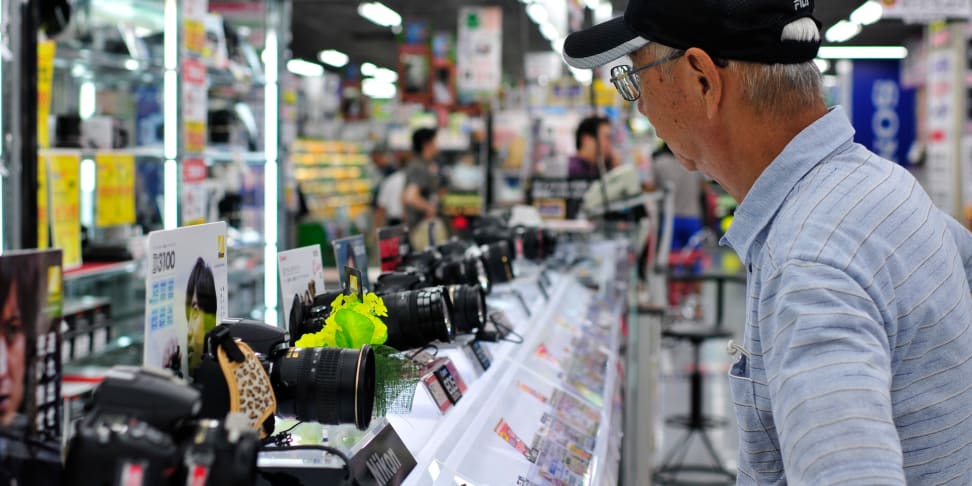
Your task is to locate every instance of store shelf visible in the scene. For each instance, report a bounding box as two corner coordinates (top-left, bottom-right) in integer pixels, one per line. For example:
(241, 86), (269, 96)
(53, 46), (165, 74)
(64, 260), (138, 282)
(39, 147), (166, 159)
(203, 148), (268, 164)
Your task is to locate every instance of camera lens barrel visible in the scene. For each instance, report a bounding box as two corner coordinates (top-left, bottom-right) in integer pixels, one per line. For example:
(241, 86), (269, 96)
(446, 284), (486, 334)
(382, 287), (455, 349)
(480, 241), (515, 285)
(272, 345), (376, 430)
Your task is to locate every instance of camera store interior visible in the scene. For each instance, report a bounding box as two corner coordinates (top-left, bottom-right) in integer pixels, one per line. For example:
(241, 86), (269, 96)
(1, 0), (972, 484)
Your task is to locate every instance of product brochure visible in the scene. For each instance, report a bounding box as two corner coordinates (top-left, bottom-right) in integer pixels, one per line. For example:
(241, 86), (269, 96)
(333, 234), (370, 291)
(278, 245), (326, 329)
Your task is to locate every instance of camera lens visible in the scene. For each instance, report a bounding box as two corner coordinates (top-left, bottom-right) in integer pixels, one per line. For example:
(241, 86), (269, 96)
(479, 241), (515, 285)
(271, 345), (376, 430)
(446, 284), (486, 334)
(382, 287), (454, 350)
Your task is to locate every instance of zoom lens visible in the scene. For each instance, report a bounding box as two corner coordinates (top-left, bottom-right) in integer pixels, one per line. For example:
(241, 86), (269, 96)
(446, 284), (486, 334)
(382, 287), (454, 350)
(272, 345), (376, 430)
(479, 241), (515, 285)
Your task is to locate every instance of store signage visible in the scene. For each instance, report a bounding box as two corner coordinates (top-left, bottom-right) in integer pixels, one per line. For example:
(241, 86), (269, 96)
(182, 158), (209, 225)
(348, 422), (416, 486)
(925, 48), (961, 215)
(182, 59), (208, 154)
(850, 60), (916, 166)
(378, 226), (409, 272)
(95, 152), (136, 227)
(144, 222), (229, 377)
(457, 7), (502, 97)
(49, 153), (82, 268)
(881, 0), (971, 22)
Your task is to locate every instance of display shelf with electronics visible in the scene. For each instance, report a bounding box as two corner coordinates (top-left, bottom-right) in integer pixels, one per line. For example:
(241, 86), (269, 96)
(395, 240), (627, 485)
(293, 139), (374, 222)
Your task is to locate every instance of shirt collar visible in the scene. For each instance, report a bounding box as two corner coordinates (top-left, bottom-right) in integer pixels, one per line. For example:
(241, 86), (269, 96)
(720, 106), (855, 263)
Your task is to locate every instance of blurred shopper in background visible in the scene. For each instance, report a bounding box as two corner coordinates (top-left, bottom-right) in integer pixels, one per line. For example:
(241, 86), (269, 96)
(651, 143), (707, 250)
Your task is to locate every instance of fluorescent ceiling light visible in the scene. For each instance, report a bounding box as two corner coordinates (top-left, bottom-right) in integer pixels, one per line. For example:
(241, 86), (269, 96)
(124, 59), (139, 71)
(569, 66), (593, 86)
(583, 0), (600, 9)
(813, 58), (830, 72)
(358, 2), (402, 28)
(361, 62), (378, 76)
(526, 3), (548, 24)
(594, 3), (613, 23)
(850, 1), (882, 26)
(540, 22), (559, 41)
(362, 78), (396, 99)
(318, 49), (349, 68)
(80, 81), (96, 119)
(287, 59), (324, 77)
(550, 37), (565, 55)
(817, 46), (908, 59)
(373, 67), (398, 83)
(825, 20), (862, 43)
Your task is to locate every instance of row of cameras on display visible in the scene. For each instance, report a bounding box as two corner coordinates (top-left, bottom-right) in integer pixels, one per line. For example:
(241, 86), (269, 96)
(64, 221), (558, 485)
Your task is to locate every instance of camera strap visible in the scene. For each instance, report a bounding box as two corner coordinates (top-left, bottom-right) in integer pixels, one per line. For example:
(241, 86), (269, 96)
(215, 339), (276, 439)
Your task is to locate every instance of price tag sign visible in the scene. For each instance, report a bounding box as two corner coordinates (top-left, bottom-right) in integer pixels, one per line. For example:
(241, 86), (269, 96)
(420, 357), (468, 411)
(464, 340), (493, 373)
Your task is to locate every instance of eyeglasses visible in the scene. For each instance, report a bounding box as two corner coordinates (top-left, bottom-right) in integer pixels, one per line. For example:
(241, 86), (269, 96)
(609, 51), (685, 102)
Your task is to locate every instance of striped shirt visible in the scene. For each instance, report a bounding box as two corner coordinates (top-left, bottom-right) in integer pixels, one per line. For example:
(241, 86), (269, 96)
(721, 106), (972, 485)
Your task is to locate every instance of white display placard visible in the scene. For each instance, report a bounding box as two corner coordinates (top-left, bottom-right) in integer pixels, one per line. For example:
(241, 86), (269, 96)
(144, 222), (229, 378)
(277, 245), (326, 330)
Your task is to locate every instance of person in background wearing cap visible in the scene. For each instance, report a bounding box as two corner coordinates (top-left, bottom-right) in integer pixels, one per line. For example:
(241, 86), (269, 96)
(565, 0), (972, 483)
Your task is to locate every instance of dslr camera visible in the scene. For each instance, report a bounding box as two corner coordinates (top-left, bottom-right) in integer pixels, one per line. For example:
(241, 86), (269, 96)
(64, 366), (260, 486)
(194, 319), (376, 432)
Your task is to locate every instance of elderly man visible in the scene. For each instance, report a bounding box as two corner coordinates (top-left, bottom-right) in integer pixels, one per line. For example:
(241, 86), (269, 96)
(565, 0), (972, 484)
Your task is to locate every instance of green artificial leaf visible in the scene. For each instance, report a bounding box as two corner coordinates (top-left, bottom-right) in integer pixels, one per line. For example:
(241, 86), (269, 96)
(334, 308), (375, 348)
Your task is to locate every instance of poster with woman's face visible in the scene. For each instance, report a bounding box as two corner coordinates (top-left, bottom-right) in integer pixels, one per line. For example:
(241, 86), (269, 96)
(0, 249), (62, 450)
(144, 222), (228, 379)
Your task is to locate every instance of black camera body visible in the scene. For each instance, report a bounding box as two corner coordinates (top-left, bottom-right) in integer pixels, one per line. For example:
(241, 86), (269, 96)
(195, 319), (376, 431)
(64, 366), (260, 486)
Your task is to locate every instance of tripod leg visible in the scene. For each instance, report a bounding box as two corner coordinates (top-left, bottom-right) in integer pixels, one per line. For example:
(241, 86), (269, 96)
(698, 429), (734, 478)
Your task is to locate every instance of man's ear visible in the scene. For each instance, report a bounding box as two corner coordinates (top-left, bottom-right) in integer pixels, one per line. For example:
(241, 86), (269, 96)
(683, 47), (724, 119)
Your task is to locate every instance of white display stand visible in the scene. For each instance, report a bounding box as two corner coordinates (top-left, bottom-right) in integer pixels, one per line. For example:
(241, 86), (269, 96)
(391, 240), (628, 485)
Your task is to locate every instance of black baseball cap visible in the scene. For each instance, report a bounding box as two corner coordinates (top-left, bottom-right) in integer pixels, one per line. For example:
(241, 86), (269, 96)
(563, 0), (821, 69)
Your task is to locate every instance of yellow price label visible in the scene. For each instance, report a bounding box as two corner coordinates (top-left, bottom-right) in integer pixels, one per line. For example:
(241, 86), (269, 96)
(37, 41), (56, 149)
(95, 153), (135, 227)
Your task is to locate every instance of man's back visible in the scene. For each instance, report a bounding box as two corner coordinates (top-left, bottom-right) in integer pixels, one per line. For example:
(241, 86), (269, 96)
(728, 110), (972, 484)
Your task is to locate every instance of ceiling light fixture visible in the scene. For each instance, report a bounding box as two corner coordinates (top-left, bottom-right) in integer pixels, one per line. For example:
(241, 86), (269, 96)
(850, 1), (883, 26)
(825, 20), (862, 43)
(358, 1), (402, 28)
(540, 22), (559, 41)
(286, 59), (325, 77)
(361, 62), (378, 76)
(374, 67), (398, 83)
(817, 46), (908, 59)
(813, 58), (830, 72)
(318, 49), (349, 68)
(526, 3), (548, 24)
(362, 78), (397, 99)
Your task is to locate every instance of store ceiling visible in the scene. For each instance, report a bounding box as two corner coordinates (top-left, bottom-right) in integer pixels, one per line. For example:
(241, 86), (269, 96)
(288, 0), (924, 83)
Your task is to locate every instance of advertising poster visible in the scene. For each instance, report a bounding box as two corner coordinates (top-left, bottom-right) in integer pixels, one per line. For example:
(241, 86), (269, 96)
(182, 58), (208, 154)
(0, 250), (63, 483)
(144, 222), (228, 378)
(457, 7), (502, 98)
(333, 235), (370, 291)
(181, 158), (209, 225)
(183, 0), (208, 56)
(95, 152), (136, 227)
(49, 153), (82, 268)
(277, 245), (326, 329)
(36, 40), (55, 150)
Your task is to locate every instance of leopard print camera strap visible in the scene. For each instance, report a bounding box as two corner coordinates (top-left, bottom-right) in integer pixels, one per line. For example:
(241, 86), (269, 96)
(217, 340), (277, 438)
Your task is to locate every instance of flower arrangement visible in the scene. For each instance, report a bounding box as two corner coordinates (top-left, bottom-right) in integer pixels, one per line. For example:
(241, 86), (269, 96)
(294, 291), (421, 416)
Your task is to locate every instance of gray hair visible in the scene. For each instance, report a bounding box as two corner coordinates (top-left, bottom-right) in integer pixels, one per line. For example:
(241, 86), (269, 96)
(644, 42), (823, 115)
